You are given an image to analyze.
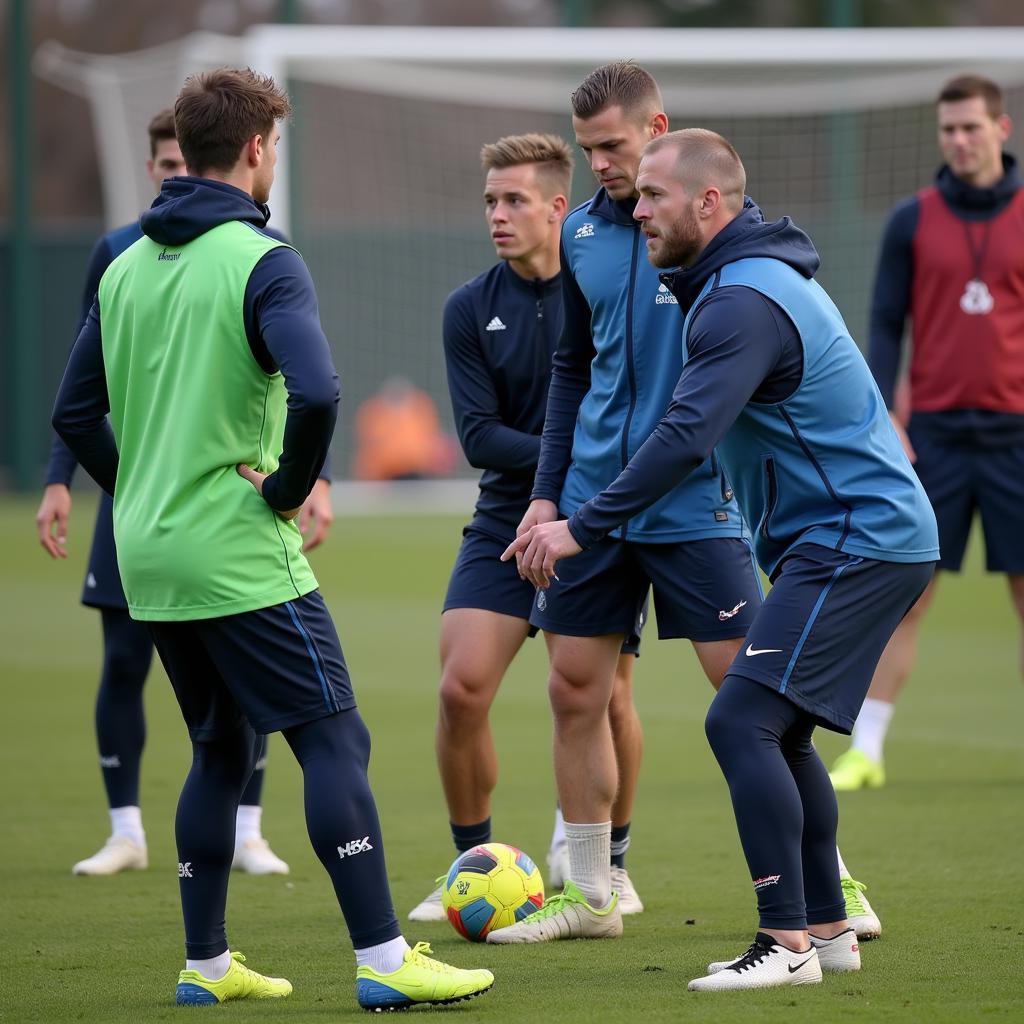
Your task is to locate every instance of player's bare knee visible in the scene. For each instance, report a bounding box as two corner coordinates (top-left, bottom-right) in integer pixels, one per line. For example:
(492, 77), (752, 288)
(438, 670), (492, 726)
(548, 670), (605, 722)
(607, 684), (637, 732)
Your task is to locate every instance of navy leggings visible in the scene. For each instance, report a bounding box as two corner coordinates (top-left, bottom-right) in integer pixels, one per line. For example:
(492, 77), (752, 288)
(176, 709), (400, 958)
(704, 675), (845, 931)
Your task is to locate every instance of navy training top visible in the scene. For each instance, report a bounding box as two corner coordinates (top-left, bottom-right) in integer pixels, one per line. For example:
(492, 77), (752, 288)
(443, 260), (562, 530)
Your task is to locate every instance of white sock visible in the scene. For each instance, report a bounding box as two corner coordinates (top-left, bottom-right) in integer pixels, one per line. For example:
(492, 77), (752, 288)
(186, 950), (231, 980)
(235, 804), (262, 844)
(835, 846), (851, 880)
(109, 806), (144, 846)
(851, 698), (894, 763)
(355, 935), (410, 974)
(550, 806), (566, 850)
(565, 821), (612, 908)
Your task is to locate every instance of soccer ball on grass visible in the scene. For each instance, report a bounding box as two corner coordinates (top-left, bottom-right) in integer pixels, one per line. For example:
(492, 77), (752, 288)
(442, 842), (544, 941)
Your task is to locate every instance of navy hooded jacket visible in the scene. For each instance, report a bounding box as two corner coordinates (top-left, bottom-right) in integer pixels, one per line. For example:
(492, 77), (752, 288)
(52, 177), (336, 512)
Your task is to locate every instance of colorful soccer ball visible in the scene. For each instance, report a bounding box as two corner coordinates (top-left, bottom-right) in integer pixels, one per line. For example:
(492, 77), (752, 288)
(441, 842), (544, 941)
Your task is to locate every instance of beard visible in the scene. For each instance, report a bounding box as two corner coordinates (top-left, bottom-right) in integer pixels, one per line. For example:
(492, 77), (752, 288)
(651, 205), (701, 268)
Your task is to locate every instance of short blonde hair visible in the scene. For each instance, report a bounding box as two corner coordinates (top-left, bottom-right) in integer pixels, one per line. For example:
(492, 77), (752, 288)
(645, 128), (746, 212)
(480, 133), (573, 198)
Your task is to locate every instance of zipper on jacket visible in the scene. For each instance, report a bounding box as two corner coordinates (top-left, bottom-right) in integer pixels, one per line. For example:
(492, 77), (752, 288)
(761, 454), (779, 540)
(710, 450), (734, 503)
(619, 225), (642, 541)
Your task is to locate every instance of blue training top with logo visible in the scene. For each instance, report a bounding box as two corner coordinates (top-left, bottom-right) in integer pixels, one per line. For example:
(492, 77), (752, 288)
(531, 187), (745, 544)
(568, 199), (939, 574)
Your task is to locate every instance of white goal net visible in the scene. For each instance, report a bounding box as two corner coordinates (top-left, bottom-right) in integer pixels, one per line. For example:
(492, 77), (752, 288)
(35, 26), (1024, 479)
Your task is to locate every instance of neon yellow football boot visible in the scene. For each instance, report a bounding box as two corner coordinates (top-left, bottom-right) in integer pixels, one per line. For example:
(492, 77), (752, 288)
(356, 941), (494, 1011)
(829, 748), (885, 791)
(175, 952), (292, 1005)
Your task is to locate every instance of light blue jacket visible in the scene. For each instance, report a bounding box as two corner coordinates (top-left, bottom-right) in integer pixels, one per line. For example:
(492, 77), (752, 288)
(533, 188), (745, 543)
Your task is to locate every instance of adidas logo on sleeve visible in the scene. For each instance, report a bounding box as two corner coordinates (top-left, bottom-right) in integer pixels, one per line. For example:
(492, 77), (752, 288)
(485, 317), (507, 331)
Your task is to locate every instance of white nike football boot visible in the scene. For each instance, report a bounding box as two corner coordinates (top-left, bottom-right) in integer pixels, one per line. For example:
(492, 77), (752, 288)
(707, 926), (860, 974)
(689, 933), (822, 991)
(808, 927), (861, 970)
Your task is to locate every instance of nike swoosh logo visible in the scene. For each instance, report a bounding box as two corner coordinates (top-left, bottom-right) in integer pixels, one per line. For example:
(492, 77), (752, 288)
(788, 955), (815, 974)
(745, 645), (783, 656)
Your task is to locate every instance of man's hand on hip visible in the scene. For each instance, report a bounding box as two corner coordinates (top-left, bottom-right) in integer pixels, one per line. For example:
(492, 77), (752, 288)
(236, 464), (302, 521)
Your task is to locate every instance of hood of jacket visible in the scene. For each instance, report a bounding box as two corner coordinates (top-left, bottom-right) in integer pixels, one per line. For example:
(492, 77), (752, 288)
(661, 198), (821, 311)
(140, 176), (271, 247)
(936, 151), (1020, 213)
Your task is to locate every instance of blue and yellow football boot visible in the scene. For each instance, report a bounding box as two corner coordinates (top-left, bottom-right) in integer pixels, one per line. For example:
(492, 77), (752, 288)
(356, 941), (494, 1011)
(175, 952), (292, 1005)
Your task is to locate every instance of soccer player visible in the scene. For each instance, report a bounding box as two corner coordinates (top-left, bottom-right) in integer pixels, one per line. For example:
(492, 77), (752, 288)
(51, 68), (493, 1011)
(502, 128), (938, 990)
(484, 63), (763, 946)
(829, 74), (1024, 791)
(408, 133), (647, 922)
(35, 108), (312, 877)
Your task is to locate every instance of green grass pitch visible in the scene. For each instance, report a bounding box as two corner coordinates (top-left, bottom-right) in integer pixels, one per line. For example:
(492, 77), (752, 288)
(1, 495), (1022, 1022)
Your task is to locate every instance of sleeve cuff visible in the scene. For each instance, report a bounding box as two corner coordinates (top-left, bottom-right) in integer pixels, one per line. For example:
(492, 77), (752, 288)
(259, 472), (291, 512)
(530, 483), (562, 504)
(566, 510), (601, 551)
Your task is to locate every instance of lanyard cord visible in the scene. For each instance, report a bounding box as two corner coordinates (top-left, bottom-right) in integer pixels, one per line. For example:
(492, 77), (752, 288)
(962, 218), (993, 282)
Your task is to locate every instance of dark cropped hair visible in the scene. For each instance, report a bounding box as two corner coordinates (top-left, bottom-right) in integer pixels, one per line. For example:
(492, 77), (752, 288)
(147, 108), (177, 158)
(174, 68), (291, 174)
(570, 61), (663, 122)
(938, 74), (1004, 119)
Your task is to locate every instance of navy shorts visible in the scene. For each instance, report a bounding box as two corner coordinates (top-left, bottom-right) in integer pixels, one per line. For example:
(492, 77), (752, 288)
(444, 522), (538, 620)
(529, 535), (762, 643)
(728, 544), (935, 733)
(445, 521), (643, 655)
(909, 423), (1024, 573)
(148, 590), (355, 741)
(81, 491), (129, 610)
